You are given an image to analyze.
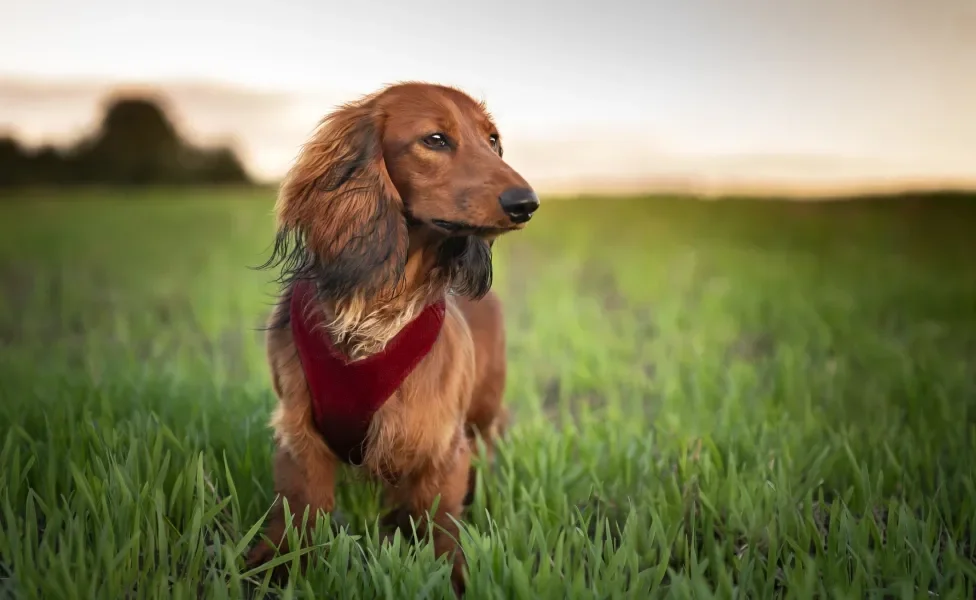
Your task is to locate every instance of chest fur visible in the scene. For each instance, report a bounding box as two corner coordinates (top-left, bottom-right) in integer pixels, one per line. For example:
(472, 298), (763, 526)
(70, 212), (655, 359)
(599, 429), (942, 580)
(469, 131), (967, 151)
(289, 280), (448, 466)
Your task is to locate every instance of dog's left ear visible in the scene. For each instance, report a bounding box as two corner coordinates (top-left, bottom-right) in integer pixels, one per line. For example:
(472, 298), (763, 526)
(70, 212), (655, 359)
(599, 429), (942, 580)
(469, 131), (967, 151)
(265, 99), (408, 302)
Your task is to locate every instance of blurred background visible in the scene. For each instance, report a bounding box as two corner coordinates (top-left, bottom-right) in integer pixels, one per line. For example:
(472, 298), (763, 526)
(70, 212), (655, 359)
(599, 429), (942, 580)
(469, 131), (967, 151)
(3, 0), (975, 196)
(2, 1), (976, 598)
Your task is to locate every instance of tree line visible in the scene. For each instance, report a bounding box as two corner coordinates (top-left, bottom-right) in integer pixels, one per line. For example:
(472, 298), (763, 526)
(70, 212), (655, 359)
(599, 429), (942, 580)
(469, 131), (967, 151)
(0, 96), (252, 187)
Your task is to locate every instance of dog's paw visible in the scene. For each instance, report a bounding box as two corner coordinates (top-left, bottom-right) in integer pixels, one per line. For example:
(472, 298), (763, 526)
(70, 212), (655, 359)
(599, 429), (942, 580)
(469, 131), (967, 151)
(450, 559), (468, 597)
(328, 507), (350, 533)
(452, 576), (466, 597)
(244, 540), (293, 585)
(245, 539), (274, 567)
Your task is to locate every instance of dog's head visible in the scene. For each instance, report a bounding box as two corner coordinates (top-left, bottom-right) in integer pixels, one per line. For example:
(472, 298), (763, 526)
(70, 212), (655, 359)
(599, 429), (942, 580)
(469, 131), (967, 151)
(266, 82), (538, 304)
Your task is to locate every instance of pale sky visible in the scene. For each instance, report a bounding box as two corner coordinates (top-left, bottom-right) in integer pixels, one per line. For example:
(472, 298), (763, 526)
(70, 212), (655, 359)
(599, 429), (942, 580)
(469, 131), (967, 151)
(2, 0), (975, 193)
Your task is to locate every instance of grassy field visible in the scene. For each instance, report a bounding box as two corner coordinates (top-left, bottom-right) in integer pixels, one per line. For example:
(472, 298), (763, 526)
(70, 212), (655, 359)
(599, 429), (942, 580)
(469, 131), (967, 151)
(1, 187), (975, 599)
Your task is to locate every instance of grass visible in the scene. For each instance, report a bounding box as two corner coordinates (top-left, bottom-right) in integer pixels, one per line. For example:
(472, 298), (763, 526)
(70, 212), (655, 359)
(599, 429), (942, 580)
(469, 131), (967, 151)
(1, 187), (975, 599)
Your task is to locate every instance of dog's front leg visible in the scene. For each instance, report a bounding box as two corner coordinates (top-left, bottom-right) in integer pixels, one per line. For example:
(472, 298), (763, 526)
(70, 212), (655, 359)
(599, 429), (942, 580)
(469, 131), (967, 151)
(394, 435), (472, 596)
(246, 411), (338, 580)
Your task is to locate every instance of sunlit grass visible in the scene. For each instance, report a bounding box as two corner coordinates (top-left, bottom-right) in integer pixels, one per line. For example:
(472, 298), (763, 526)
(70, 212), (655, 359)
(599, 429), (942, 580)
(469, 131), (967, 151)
(1, 188), (974, 598)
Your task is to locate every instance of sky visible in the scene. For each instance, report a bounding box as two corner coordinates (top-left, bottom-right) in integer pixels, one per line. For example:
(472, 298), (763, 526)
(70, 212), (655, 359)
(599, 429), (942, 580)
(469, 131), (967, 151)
(2, 0), (975, 194)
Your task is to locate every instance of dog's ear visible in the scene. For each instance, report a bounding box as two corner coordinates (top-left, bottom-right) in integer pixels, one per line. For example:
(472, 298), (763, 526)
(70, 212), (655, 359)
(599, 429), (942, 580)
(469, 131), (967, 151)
(266, 100), (408, 302)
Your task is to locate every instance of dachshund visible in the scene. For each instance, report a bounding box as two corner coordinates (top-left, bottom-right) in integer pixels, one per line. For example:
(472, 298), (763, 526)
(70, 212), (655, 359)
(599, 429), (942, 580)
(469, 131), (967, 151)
(246, 82), (539, 595)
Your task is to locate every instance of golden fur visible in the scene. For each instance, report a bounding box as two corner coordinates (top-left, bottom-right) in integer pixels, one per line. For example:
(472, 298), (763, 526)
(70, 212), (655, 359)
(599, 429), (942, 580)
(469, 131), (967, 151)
(247, 82), (538, 595)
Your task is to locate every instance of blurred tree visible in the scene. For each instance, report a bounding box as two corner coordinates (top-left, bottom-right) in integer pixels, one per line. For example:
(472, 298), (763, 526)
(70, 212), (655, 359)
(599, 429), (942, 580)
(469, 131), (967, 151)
(80, 98), (183, 184)
(196, 147), (251, 184)
(0, 136), (30, 186)
(30, 145), (72, 185)
(0, 95), (252, 188)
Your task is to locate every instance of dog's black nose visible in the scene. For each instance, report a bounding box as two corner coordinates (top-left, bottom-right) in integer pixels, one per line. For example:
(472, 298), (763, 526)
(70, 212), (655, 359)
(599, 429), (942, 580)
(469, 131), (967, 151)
(498, 187), (540, 224)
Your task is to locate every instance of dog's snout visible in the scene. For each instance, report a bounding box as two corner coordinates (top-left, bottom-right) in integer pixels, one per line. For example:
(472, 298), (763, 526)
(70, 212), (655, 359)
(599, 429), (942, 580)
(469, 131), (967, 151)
(498, 187), (540, 224)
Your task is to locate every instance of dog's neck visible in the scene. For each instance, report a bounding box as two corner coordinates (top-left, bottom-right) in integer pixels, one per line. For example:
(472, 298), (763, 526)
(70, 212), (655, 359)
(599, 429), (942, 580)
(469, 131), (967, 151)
(318, 230), (451, 361)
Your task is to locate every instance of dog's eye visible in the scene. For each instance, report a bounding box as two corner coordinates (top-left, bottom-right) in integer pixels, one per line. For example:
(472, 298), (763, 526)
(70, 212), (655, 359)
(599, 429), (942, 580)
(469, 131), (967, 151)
(422, 133), (450, 150)
(489, 134), (501, 155)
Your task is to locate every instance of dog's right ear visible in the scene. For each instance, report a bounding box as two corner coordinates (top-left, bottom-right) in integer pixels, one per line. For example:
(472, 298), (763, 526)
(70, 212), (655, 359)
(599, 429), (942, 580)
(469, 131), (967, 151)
(262, 98), (409, 303)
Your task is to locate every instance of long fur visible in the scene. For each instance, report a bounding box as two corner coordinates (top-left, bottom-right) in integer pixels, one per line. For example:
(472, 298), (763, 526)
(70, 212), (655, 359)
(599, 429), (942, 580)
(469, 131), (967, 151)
(247, 82), (536, 596)
(260, 227), (493, 354)
(258, 94), (495, 357)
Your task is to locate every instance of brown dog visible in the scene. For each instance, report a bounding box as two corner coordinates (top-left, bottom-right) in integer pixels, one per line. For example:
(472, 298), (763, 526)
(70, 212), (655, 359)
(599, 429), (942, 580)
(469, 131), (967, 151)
(247, 82), (539, 594)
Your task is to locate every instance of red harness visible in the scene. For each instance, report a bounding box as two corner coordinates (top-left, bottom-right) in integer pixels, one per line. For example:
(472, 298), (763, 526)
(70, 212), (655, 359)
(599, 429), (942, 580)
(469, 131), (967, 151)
(289, 280), (446, 465)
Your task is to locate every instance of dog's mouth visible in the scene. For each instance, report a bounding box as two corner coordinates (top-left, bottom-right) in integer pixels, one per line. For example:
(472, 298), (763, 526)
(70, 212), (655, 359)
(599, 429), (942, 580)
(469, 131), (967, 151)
(429, 219), (520, 237)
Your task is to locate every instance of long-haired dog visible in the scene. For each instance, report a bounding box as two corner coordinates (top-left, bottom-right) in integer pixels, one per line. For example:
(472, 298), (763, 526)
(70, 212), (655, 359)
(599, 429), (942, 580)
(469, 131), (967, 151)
(247, 82), (539, 594)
